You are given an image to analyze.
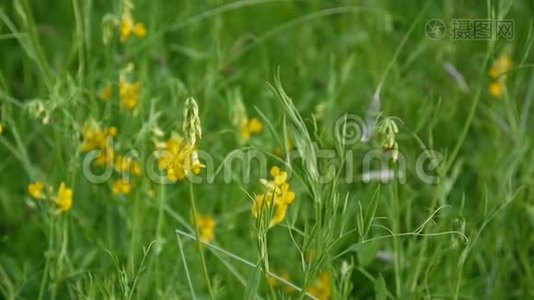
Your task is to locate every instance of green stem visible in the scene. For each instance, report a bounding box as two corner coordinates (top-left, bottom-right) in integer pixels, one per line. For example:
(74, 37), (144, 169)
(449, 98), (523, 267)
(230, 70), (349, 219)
(71, 0), (85, 85)
(391, 174), (402, 298)
(19, 0), (53, 90)
(129, 188), (141, 274)
(176, 232), (197, 299)
(38, 217), (54, 300)
(154, 181), (165, 292)
(410, 37), (495, 293)
(189, 183), (214, 300)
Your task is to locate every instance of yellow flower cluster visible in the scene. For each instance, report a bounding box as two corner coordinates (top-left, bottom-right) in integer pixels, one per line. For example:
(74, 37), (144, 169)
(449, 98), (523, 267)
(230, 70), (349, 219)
(81, 124), (142, 196)
(119, 1), (146, 43)
(112, 179), (133, 195)
(81, 124), (117, 167)
(158, 137), (205, 182)
(114, 155), (142, 176)
(240, 117), (263, 142)
(28, 181), (73, 213)
(194, 214), (216, 243)
(489, 54), (512, 98)
(119, 79), (141, 110)
(251, 166), (296, 227)
(28, 181), (45, 199)
(109, 1), (144, 111)
(112, 155), (142, 196)
(307, 271), (332, 300)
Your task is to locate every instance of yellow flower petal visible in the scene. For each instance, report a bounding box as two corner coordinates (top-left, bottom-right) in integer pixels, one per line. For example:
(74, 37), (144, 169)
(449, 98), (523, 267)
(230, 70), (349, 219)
(120, 15), (134, 43)
(307, 272), (332, 300)
(499, 55), (512, 70)
(133, 23), (147, 38)
(56, 182), (73, 213)
(251, 194), (265, 218)
(28, 181), (45, 199)
(248, 118), (263, 134)
(270, 204), (288, 226)
(270, 166), (280, 177)
(240, 118), (263, 142)
(119, 80), (141, 110)
(489, 67), (499, 79)
(112, 179), (133, 195)
(274, 171), (287, 186)
(107, 126), (117, 137)
(489, 81), (503, 98)
(195, 214), (216, 243)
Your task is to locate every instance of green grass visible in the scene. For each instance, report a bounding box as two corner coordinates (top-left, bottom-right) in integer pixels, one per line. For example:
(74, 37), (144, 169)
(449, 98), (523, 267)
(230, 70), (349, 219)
(1, 0), (533, 299)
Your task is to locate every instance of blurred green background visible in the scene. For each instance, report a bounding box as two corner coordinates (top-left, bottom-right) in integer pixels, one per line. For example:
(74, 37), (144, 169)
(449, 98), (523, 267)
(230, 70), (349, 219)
(0, 0), (533, 299)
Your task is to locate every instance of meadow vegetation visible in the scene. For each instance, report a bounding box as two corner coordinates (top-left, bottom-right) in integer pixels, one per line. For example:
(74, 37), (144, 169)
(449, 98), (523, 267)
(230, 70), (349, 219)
(0, 0), (533, 299)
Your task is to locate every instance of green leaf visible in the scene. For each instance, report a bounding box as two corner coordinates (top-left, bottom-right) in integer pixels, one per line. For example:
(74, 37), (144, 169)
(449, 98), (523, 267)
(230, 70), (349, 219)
(244, 264), (262, 300)
(364, 186), (381, 237)
(357, 240), (380, 267)
(374, 275), (388, 300)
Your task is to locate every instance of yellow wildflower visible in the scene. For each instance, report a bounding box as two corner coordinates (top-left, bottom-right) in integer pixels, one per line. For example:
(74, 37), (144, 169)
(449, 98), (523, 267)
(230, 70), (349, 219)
(28, 181), (45, 199)
(272, 197), (291, 225)
(81, 126), (106, 152)
(190, 151), (205, 175)
(100, 85), (113, 101)
(158, 137), (205, 182)
(132, 23), (147, 38)
(0, 123), (3, 136)
(240, 117), (263, 142)
(307, 271), (332, 300)
(119, 15), (134, 43)
(119, 79), (141, 110)
(489, 82), (503, 98)
(252, 166), (296, 227)
(115, 155), (142, 177)
(195, 214), (216, 243)
(95, 145), (115, 167)
(108, 126), (117, 137)
(81, 125), (116, 152)
(112, 179), (133, 195)
(271, 166), (288, 186)
(120, 16), (146, 42)
(489, 54), (512, 79)
(56, 182), (73, 213)
(81, 125), (116, 166)
(489, 54), (512, 99)
(119, 2), (147, 43)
